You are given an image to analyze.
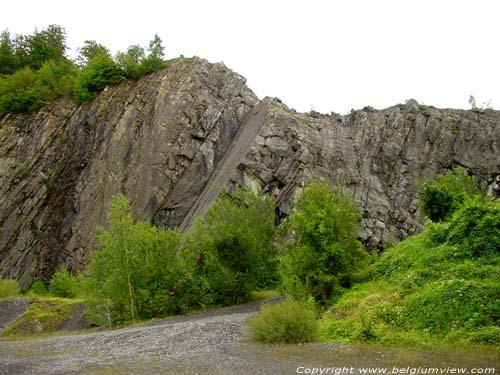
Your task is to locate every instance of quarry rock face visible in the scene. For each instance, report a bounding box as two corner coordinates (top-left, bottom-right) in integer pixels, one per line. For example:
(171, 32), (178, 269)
(1, 57), (500, 287)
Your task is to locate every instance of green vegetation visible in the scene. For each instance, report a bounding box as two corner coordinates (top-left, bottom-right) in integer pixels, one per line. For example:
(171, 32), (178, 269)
(185, 188), (278, 306)
(419, 168), (481, 222)
(279, 179), (367, 305)
(81, 188), (278, 325)
(2, 297), (80, 336)
(49, 268), (78, 298)
(82, 194), (191, 324)
(73, 54), (125, 104)
(28, 280), (48, 296)
(3, 169), (498, 349)
(0, 25), (166, 117)
(248, 299), (317, 343)
(318, 169), (500, 347)
(0, 278), (21, 298)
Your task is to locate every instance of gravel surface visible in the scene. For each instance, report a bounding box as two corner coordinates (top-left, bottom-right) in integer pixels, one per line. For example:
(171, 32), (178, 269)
(1, 300), (498, 375)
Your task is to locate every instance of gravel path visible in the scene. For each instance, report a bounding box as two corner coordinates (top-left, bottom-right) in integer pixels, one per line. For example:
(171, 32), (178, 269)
(1, 300), (499, 375)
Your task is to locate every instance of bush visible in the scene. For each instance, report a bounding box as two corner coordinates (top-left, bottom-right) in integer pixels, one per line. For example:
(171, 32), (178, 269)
(73, 54), (124, 104)
(0, 279), (21, 298)
(185, 188), (278, 305)
(49, 268), (78, 298)
(0, 59), (77, 117)
(0, 67), (38, 116)
(29, 280), (48, 295)
(420, 168), (480, 222)
(446, 198), (500, 257)
(280, 179), (367, 304)
(248, 299), (317, 343)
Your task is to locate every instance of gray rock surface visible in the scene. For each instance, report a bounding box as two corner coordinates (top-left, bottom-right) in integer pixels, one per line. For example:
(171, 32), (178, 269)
(0, 299), (28, 334)
(1, 57), (500, 286)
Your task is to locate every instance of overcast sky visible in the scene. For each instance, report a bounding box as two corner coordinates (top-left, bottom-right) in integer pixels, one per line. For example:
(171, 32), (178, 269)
(1, 0), (499, 114)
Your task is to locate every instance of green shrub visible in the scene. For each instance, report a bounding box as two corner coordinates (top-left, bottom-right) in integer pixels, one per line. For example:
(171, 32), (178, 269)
(29, 280), (48, 296)
(73, 54), (124, 104)
(185, 188), (278, 305)
(0, 279), (21, 298)
(280, 179), (367, 304)
(446, 198), (500, 257)
(248, 299), (317, 343)
(420, 168), (480, 222)
(0, 67), (37, 116)
(49, 268), (78, 298)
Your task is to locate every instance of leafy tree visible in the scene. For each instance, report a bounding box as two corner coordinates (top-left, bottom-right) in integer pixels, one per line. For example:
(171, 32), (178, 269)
(185, 188), (278, 305)
(280, 179), (367, 304)
(76, 40), (110, 67)
(73, 54), (125, 104)
(25, 25), (68, 70)
(0, 30), (16, 75)
(115, 45), (146, 78)
(420, 168), (481, 222)
(140, 34), (166, 73)
(82, 194), (197, 324)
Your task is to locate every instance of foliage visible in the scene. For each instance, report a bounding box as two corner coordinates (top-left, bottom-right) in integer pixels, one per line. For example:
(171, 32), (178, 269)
(2, 298), (79, 336)
(446, 197), (500, 257)
(29, 280), (48, 296)
(0, 26), (166, 114)
(34, 59), (78, 98)
(318, 195), (500, 346)
(73, 54), (125, 104)
(0, 279), (21, 298)
(0, 30), (17, 75)
(419, 168), (480, 222)
(49, 268), (78, 298)
(0, 67), (37, 116)
(0, 25), (68, 73)
(0, 58), (77, 116)
(185, 188), (278, 305)
(76, 40), (110, 67)
(248, 298), (317, 343)
(280, 179), (367, 305)
(82, 194), (202, 325)
(115, 35), (166, 79)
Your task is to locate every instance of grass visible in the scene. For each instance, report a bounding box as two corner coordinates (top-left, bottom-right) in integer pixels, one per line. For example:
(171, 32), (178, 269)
(2, 296), (83, 337)
(318, 224), (500, 347)
(0, 279), (22, 298)
(249, 289), (280, 301)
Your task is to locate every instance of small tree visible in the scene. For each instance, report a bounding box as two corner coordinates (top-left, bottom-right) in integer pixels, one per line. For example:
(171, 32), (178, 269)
(0, 30), (16, 75)
(82, 194), (193, 324)
(76, 40), (110, 67)
(185, 188), (278, 305)
(280, 179), (367, 304)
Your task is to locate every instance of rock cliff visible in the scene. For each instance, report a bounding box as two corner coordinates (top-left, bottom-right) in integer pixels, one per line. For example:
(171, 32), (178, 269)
(1, 57), (499, 287)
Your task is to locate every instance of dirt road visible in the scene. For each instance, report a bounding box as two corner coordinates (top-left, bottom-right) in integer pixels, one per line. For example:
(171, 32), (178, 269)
(1, 300), (498, 375)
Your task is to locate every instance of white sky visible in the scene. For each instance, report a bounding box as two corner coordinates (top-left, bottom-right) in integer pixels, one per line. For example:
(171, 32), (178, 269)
(1, 0), (499, 114)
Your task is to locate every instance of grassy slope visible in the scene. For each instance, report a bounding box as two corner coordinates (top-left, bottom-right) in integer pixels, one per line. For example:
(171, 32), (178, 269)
(1, 297), (84, 337)
(318, 225), (500, 347)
